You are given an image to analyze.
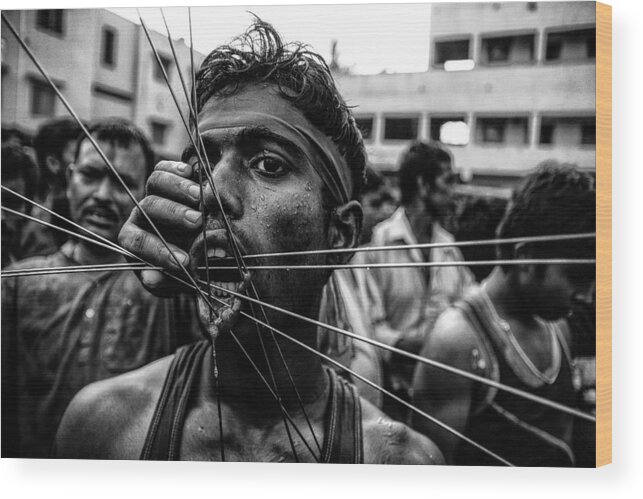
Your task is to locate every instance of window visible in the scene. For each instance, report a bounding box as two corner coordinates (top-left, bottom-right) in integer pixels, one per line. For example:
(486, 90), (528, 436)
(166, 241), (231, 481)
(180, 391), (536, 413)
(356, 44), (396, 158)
(151, 122), (168, 145)
(30, 80), (56, 116)
(355, 116), (374, 141)
(434, 39), (470, 66)
(545, 28), (596, 62)
(383, 117), (419, 141)
(480, 34), (535, 65)
(36, 10), (64, 35)
(430, 116), (467, 142)
(539, 116), (595, 147)
(153, 54), (172, 82)
(101, 27), (116, 67)
(581, 121), (595, 145)
(539, 122), (555, 145)
(477, 117), (529, 146)
(479, 118), (505, 143)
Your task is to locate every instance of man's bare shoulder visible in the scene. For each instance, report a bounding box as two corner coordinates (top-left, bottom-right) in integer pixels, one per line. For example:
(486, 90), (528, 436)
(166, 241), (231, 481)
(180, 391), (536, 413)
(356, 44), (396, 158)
(361, 398), (445, 465)
(423, 306), (481, 361)
(55, 354), (175, 460)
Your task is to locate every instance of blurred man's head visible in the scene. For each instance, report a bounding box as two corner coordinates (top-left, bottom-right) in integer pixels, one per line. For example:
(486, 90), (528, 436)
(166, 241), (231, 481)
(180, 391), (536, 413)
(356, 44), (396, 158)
(360, 167), (395, 244)
(398, 141), (455, 219)
(1, 144), (37, 266)
(32, 117), (83, 199)
(67, 119), (154, 245)
(496, 161), (596, 320)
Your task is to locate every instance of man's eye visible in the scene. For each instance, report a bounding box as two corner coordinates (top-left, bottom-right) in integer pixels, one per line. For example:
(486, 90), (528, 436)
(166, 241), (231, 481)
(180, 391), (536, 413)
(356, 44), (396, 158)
(79, 169), (101, 180)
(251, 154), (288, 177)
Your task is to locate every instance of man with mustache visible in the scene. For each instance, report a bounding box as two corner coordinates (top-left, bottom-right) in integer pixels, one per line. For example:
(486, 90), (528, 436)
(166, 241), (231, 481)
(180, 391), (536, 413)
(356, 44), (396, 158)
(2, 119), (199, 458)
(54, 21), (444, 464)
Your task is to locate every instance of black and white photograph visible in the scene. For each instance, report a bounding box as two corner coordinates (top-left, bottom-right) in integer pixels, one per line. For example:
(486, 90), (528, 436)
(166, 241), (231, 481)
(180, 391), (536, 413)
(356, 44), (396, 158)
(1, 1), (602, 470)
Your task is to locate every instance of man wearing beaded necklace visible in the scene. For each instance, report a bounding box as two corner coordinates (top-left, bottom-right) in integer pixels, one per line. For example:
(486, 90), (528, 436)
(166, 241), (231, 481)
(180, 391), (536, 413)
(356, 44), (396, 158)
(411, 163), (596, 466)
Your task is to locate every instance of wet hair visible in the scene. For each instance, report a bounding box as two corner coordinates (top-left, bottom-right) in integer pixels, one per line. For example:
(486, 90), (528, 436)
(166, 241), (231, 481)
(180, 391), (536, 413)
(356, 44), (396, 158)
(194, 18), (366, 203)
(32, 117), (83, 196)
(75, 118), (156, 180)
(497, 161), (596, 263)
(398, 141), (452, 206)
(1, 144), (37, 202)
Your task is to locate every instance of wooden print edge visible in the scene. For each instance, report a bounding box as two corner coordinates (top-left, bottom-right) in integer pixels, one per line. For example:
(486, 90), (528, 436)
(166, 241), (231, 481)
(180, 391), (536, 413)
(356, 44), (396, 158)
(595, 0), (612, 468)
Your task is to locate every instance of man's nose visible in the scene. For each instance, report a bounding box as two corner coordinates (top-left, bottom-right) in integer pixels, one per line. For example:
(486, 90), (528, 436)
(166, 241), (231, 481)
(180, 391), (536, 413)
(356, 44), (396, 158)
(93, 176), (116, 200)
(201, 154), (242, 218)
(574, 286), (595, 305)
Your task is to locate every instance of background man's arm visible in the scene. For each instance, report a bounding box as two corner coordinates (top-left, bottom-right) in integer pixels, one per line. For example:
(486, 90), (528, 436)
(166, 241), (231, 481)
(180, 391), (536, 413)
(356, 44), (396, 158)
(410, 308), (483, 464)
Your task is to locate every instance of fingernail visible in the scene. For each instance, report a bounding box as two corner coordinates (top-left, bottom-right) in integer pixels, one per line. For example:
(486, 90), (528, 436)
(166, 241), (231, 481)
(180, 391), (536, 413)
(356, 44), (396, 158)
(142, 270), (163, 287)
(188, 185), (201, 199)
(185, 209), (202, 224)
(177, 163), (187, 172)
(172, 251), (188, 266)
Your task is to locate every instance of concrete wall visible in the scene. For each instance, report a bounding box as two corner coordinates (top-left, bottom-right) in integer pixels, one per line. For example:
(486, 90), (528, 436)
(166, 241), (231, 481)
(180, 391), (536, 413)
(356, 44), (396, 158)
(1, 8), (204, 159)
(2, 10), (98, 132)
(335, 2), (596, 180)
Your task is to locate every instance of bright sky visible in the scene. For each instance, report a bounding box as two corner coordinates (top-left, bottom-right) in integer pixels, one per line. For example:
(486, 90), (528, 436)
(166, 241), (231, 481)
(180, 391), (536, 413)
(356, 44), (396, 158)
(109, 3), (432, 75)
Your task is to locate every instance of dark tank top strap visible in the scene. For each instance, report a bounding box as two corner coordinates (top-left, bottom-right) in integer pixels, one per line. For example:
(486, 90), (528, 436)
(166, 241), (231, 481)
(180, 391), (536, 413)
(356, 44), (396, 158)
(140, 341), (210, 460)
(321, 367), (364, 464)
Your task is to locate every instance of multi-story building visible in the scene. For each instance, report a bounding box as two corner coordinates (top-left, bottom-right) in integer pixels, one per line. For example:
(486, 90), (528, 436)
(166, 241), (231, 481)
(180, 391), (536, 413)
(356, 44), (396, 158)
(1, 9), (205, 158)
(335, 1), (596, 187)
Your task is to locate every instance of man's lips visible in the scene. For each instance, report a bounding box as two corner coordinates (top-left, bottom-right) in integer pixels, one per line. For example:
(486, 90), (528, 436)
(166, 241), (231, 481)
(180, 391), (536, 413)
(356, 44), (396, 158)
(81, 206), (119, 227)
(190, 229), (246, 283)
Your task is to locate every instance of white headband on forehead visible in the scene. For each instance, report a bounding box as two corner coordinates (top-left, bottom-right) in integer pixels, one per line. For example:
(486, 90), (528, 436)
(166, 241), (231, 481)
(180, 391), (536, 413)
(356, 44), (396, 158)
(205, 110), (352, 205)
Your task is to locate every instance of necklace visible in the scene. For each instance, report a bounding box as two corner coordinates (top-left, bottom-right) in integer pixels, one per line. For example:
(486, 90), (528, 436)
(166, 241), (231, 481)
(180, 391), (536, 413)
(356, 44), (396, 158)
(480, 282), (560, 385)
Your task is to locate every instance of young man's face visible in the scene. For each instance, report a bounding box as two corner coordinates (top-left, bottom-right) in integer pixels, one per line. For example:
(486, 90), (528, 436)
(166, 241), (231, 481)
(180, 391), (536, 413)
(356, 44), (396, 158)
(423, 161), (455, 219)
(360, 187), (395, 245)
(524, 263), (595, 321)
(67, 138), (147, 243)
(186, 84), (354, 334)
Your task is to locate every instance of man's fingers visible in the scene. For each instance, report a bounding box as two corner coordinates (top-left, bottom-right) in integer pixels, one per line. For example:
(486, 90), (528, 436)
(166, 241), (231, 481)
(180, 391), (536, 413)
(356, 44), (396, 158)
(154, 160), (195, 178)
(119, 222), (190, 271)
(146, 169), (202, 208)
(135, 195), (203, 233)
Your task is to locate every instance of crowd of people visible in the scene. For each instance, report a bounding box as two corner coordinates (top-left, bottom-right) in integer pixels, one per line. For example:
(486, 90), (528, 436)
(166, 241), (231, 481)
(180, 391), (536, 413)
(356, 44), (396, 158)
(1, 19), (596, 466)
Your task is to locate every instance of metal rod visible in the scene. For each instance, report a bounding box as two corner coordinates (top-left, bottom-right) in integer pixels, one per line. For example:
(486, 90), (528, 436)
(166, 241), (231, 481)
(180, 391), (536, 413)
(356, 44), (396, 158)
(225, 232), (597, 261)
(202, 279), (596, 423)
(196, 259), (595, 271)
(239, 307), (514, 466)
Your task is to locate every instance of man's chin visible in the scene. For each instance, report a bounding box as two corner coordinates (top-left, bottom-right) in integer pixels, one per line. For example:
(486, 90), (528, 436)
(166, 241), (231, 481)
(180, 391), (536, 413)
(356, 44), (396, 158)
(80, 222), (118, 243)
(197, 275), (251, 341)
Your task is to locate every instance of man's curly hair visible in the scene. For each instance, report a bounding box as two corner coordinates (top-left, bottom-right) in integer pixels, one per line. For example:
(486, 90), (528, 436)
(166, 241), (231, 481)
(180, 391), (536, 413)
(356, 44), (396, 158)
(194, 18), (366, 202)
(497, 161), (596, 262)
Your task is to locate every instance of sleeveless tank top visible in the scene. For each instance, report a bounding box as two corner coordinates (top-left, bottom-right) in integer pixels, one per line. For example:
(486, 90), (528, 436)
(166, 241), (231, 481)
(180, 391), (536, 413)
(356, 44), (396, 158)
(454, 289), (577, 467)
(140, 341), (364, 463)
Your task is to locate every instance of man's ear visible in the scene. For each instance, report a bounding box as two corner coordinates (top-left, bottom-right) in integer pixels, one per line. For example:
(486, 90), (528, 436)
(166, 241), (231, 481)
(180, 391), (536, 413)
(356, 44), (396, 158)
(327, 200), (363, 266)
(46, 155), (62, 176)
(416, 176), (430, 197)
(514, 243), (538, 285)
(65, 164), (74, 200)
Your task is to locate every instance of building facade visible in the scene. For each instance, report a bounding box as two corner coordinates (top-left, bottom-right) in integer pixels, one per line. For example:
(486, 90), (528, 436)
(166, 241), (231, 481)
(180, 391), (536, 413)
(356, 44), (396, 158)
(1, 9), (205, 159)
(335, 1), (596, 186)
